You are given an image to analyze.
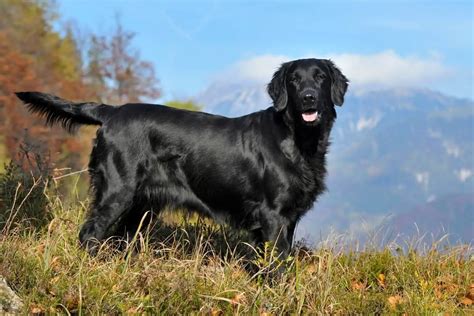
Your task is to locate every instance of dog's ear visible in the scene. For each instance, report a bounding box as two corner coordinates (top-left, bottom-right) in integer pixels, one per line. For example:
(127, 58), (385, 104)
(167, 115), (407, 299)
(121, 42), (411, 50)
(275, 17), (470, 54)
(325, 60), (349, 106)
(267, 62), (290, 112)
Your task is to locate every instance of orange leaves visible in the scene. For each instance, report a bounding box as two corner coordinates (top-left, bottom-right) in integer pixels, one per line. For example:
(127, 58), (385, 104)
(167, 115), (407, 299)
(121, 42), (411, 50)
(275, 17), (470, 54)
(376, 273), (386, 288)
(0, 1), (160, 170)
(387, 294), (405, 309)
(459, 296), (473, 306)
(434, 279), (458, 299)
(349, 273), (407, 311)
(63, 291), (80, 312)
(126, 306), (143, 314)
(458, 284), (474, 306)
(50, 256), (62, 273)
(210, 307), (224, 316)
(351, 280), (366, 291)
(0, 2), (88, 166)
(0, 26), (87, 169)
(467, 284), (474, 301)
(230, 292), (246, 306)
(30, 305), (45, 314)
(200, 291), (247, 315)
(36, 242), (46, 255)
(350, 273), (385, 292)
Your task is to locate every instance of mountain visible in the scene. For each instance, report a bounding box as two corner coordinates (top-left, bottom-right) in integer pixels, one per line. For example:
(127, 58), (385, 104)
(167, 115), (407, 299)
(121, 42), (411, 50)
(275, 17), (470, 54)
(197, 84), (474, 244)
(390, 193), (473, 243)
(199, 81), (272, 116)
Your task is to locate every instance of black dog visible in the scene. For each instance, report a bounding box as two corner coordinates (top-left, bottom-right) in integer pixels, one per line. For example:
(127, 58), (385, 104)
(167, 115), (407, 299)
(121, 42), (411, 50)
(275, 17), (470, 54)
(16, 58), (348, 258)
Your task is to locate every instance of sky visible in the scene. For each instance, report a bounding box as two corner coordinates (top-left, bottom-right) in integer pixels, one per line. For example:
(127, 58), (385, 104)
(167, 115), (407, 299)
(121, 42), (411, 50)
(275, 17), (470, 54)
(56, 0), (473, 102)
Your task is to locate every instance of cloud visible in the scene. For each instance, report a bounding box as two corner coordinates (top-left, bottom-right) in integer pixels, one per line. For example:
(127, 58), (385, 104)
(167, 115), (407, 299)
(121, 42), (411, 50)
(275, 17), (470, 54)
(331, 50), (451, 93)
(211, 50), (451, 94)
(213, 54), (289, 84)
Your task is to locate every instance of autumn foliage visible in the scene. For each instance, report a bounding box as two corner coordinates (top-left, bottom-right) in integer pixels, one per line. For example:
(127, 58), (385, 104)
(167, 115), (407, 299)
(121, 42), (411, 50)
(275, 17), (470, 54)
(0, 0), (160, 170)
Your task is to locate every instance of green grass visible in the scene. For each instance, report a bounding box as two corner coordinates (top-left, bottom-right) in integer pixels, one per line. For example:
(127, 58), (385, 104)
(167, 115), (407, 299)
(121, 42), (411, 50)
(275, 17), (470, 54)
(0, 184), (473, 314)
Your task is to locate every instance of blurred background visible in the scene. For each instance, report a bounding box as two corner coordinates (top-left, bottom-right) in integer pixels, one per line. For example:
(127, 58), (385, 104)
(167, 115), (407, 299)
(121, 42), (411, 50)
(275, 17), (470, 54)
(0, 0), (472, 244)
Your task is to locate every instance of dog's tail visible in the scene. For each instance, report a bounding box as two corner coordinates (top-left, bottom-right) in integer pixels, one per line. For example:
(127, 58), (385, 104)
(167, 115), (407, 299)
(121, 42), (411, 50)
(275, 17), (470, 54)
(15, 92), (116, 132)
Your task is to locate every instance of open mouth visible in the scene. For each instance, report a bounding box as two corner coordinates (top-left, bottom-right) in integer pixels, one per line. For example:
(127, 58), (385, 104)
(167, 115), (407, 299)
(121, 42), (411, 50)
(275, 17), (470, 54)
(302, 110), (319, 122)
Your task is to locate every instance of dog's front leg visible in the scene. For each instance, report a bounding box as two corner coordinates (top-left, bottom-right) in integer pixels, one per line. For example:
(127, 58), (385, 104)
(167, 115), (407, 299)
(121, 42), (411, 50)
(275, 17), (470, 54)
(258, 212), (295, 260)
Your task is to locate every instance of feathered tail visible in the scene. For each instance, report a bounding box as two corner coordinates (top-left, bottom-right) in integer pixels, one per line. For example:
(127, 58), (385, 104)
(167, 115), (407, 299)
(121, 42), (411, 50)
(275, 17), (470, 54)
(15, 92), (116, 132)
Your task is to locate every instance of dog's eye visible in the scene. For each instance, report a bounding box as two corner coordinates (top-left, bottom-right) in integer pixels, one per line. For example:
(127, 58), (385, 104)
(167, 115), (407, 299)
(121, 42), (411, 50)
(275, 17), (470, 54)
(315, 73), (327, 80)
(289, 76), (299, 83)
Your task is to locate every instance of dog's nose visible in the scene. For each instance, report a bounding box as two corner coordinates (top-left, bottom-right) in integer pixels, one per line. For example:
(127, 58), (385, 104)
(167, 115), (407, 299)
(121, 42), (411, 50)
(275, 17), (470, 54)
(303, 94), (316, 104)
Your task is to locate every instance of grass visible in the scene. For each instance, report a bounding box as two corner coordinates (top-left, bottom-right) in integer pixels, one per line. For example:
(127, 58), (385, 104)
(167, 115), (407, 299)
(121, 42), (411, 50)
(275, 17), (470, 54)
(0, 178), (473, 314)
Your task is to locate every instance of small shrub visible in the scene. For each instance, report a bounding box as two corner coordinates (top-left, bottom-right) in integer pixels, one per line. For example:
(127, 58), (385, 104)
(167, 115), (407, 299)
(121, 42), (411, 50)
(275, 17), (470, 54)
(0, 143), (52, 233)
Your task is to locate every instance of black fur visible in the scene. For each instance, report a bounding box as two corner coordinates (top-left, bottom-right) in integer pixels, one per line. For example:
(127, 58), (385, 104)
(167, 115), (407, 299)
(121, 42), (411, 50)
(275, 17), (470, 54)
(16, 58), (348, 258)
(15, 92), (114, 132)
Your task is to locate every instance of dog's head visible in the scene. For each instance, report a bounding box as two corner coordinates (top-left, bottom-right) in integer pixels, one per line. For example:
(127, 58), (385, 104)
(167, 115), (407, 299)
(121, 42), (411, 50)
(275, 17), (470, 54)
(267, 58), (348, 127)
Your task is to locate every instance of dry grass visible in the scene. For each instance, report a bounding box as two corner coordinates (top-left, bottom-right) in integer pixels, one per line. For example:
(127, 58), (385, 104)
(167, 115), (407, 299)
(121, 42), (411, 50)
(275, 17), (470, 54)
(0, 178), (473, 315)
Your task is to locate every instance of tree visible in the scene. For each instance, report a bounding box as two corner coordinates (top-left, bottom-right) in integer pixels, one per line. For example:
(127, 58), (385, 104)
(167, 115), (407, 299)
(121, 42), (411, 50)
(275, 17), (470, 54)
(0, 31), (38, 151)
(0, 0), (91, 169)
(84, 34), (109, 102)
(0, 1), (162, 170)
(165, 100), (201, 111)
(85, 18), (161, 104)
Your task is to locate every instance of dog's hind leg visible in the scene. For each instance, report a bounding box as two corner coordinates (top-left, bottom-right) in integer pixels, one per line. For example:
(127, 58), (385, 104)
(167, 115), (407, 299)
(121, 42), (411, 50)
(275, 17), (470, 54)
(120, 203), (156, 244)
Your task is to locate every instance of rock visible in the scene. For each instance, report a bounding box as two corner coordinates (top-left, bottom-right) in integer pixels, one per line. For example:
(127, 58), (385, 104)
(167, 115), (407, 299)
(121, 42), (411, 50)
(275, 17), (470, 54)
(0, 276), (23, 314)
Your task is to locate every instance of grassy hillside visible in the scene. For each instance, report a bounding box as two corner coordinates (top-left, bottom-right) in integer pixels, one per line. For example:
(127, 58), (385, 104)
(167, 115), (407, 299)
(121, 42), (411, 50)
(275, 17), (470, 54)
(0, 178), (473, 314)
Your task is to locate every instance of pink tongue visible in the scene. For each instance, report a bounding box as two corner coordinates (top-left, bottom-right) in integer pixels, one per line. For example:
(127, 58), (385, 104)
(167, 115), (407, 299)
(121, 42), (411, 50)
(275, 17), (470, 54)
(302, 111), (318, 122)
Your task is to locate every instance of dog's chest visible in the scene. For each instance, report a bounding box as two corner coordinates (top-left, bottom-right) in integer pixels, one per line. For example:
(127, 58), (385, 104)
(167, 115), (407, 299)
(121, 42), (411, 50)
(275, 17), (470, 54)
(278, 151), (327, 218)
